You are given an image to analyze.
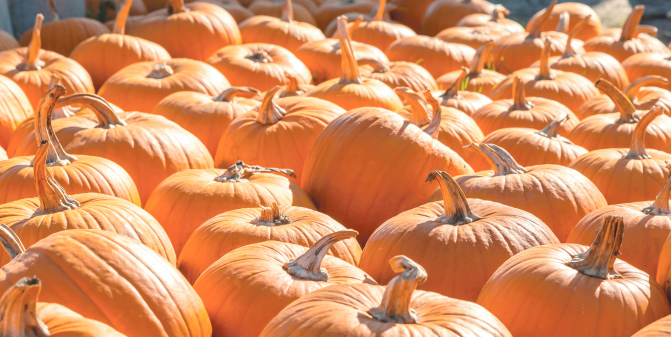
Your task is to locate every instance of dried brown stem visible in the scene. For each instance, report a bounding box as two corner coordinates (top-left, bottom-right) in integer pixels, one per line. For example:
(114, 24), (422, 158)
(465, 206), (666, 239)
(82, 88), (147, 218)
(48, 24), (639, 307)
(538, 113), (568, 138)
(283, 230), (358, 281)
(567, 215), (624, 280)
(369, 255), (427, 324)
(595, 79), (639, 123)
(215, 161), (296, 182)
(213, 87), (261, 102)
(426, 171), (480, 225)
(34, 140), (80, 214)
(34, 84), (77, 166)
(465, 143), (527, 176)
(0, 277), (50, 337)
(55, 94), (126, 128)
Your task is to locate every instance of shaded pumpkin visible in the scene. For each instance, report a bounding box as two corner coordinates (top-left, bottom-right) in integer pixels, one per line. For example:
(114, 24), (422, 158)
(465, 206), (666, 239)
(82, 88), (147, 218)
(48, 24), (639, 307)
(477, 215), (671, 336)
(576, 76), (670, 120)
(431, 67), (492, 115)
(313, 0), (376, 30)
(86, 0), (147, 22)
(144, 161), (315, 256)
(436, 41), (505, 95)
(0, 29), (19, 51)
(456, 4), (524, 34)
(385, 35), (475, 78)
(18, 17), (109, 57)
(194, 230), (374, 337)
(421, 0), (494, 37)
(525, 2), (602, 41)
(436, 26), (508, 49)
(622, 53), (671, 93)
(361, 171), (558, 301)
(387, 0), (434, 32)
(248, 0), (317, 26)
(0, 74), (32, 149)
(357, 58), (437, 92)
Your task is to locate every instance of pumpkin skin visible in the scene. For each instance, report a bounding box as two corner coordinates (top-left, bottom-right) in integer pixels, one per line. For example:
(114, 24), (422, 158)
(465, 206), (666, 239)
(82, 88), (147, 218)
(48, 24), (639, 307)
(0, 75), (32, 149)
(436, 41), (505, 96)
(436, 26), (508, 50)
(361, 171), (558, 301)
(634, 318), (671, 336)
(193, 231), (373, 337)
(448, 143), (607, 242)
(431, 67), (493, 115)
(179, 204), (362, 283)
(18, 18), (110, 57)
(301, 107), (473, 245)
(0, 147), (5, 161)
(385, 35), (475, 79)
(314, 0), (376, 30)
(456, 5), (524, 34)
(0, 229), (211, 337)
(622, 53), (671, 92)
(358, 59), (437, 92)
(86, 0), (147, 22)
(151, 86), (260, 156)
(238, 7), (325, 53)
(525, 2), (602, 41)
(248, 0), (317, 26)
(98, 58), (230, 113)
(206, 43), (311, 92)
(0, 29), (19, 51)
(387, 0), (434, 33)
(206, 0), (254, 24)
(421, 0), (494, 37)
(477, 216), (671, 337)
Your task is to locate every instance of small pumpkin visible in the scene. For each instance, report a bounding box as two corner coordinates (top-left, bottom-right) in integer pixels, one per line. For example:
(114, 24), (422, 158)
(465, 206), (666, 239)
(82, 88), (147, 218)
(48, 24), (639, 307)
(436, 41), (505, 95)
(421, 0), (494, 37)
(206, 43), (311, 92)
(525, 2), (602, 41)
(357, 58), (437, 92)
(456, 4), (524, 34)
(431, 67), (493, 115)
(0, 29), (19, 51)
(313, 0), (376, 30)
(18, 17), (109, 57)
(436, 26), (508, 50)
(261, 255), (513, 337)
(249, 0), (317, 26)
(448, 143), (607, 242)
(194, 230), (373, 337)
(385, 35), (475, 79)
(622, 53), (671, 93)
(0, 74), (32, 149)
(477, 215), (671, 337)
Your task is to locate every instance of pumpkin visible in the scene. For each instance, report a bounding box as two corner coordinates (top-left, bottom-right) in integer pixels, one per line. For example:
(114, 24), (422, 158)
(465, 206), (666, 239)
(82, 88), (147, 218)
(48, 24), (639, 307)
(525, 2), (602, 41)
(306, 16), (402, 111)
(576, 76), (670, 120)
(278, 71), (315, 97)
(144, 0), (169, 11)
(421, 0), (494, 37)
(0, 29), (19, 51)
(0, 227), (211, 337)
(395, 88), (483, 166)
(357, 58), (437, 92)
(634, 317), (671, 336)
(194, 230), (373, 337)
(385, 35), (475, 79)
(145, 161), (315, 256)
(567, 80), (671, 151)
(179, 202), (361, 283)
(98, 58), (230, 113)
(127, 0), (241, 61)
(262, 255), (513, 336)
(86, 0), (147, 22)
(456, 4), (524, 34)
(567, 163), (671, 277)
(206, 43), (311, 92)
(239, 0), (325, 53)
(531, 15), (629, 90)
(0, 74), (32, 149)
(436, 41), (504, 95)
(489, 37), (598, 113)
(249, 0), (316, 24)
(569, 106), (671, 205)
(204, 0), (254, 24)
(436, 26), (508, 50)
(301, 107), (473, 244)
(0, 15), (94, 110)
(468, 114), (587, 171)
(473, 76), (579, 135)
(477, 215), (671, 336)
(0, 277), (125, 336)
(18, 17), (109, 57)
(70, 0), (171, 90)
(622, 53), (671, 93)
(151, 86), (260, 156)
(431, 67), (492, 115)
(448, 143), (607, 242)
(0, 147), (5, 161)
(387, 0), (433, 33)
(361, 171), (557, 301)
(314, 0), (376, 30)
(583, 5), (670, 63)
(323, 5), (396, 38)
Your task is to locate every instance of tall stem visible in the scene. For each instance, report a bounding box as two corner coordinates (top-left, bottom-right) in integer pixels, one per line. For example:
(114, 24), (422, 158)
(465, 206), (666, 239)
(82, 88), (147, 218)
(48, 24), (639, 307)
(54, 94), (126, 128)
(0, 225), (26, 261)
(257, 87), (286, 125)
(0, 277), (50, 337)
(643, 162), (671, 215)
(470, 41), (496, 76)
(625, 76), (669, 100)
(595, 79), (639, 123)
(34, 84), (77, 166)
(555, 11), (569, 34)
(440, 67), (468, 99)
(373, 0), (386, 21)
(567, 215), (624, 279)
(426, 171), (480, 225)
(562, 15), (590, 58)
(113, 0), (133, 34)
(283, 230), (358, 281)
(215, 161), (296, 182)
(394, 87), (431, 127)
(625, 106), (662, 159)
(20, 14), (44, 71)
(213, 87), (260, 102)
(538, 113), (568, 138)
(620, 5), (644, 41)
(254, 202), (291, 226)
(537, 37), (555, 80)
(465, 143), (527, 176)
(511, 77), (534, 110)
(281, 71), (306, 97)
(34, 140), (81, 214)
(529, 1), (557, 37)
(369, 256), (427, 324)
(422, 91), (442, 139)
(281, 0), (293, 23)
(337, 16), (363, 85)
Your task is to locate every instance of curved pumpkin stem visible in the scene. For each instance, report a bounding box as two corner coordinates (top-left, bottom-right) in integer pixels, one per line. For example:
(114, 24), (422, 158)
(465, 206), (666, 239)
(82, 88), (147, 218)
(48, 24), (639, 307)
(538, 113), (569, 139)
(55, 93), (126, 128)
(422, 91), (442, 139)
(213, 87), (261, 102)
(34, 140), (81, 214)
(563, 15), (590, 57)
(281, 71), (307, 97)
(373, 0), (386, 21)
(34, 84), (77, 166)
(470, 41), (496, 76)
(636, 24), (657, 37)
(0, 224), (26, 261)
(0, 277), (50, 337)
(567, 215), (624, 280)
(625, 105), (663, 159)
(394, 87), (431, 127)
(283, 230), (358, 281)
(625, 76), (669, 100)
(555, 11), (569, 34)
(215, 161), (297, 182)
(465, 143), (527, 176)
(620, 5), (644, 41)
(643, 162), (671, 215)
(511, 77), (534, 111)
(349, 15), (363, 34)
(147, 63), (174, 79)
(440, 67), (468, 99)
(595, 79), (639, 123)
(168, 0), (188, 14)
(538, 37), (555, 80)
(369, 255), (427, 324)
(257, 87), (286, 125)
(427, 170), (480, 225)
(254, 202), (292, 226)
(358, 59), (390, 73)
(337, 16), (363, 85)
(20, 14), (44, 71)
(529, 0), (557, 37)
(490, 5), (509, 23)
(113, 0), (133, 34)
(281, 0), (293, 23)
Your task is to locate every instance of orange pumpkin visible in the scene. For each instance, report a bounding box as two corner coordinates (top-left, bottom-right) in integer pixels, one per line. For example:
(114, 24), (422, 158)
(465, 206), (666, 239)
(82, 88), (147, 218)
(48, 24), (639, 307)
(314, 0), (376, 30)
(306, 16), (402, 111)
(634, 317), (671, 336)
(70, 0), (171, 90)
(387, 0), (434, 32)
(489, 37), (598, 113)
(206, 0), (254, 24)
(448, 143), (607, 242)
(456, 4), (524, 34)
(385, 35), (475, 78)
(262, 255), (513, 336)
(0, 15), (94, 110)
(0, 29), (19, 51)
(576, 76), (670, 120)
(525, 2), (602, 41)
(18, 17), (109, 57)
(98, 58), (230, 113)
(144, 161), (316, 256)
(421, 0), (494, 37)
(0, 147), (5, 161)
(207, 43), (311, 92)
(436, 41), (504, 95)
(179, 202), (361, 283)
(431, 67), (492, 115)
(151, 86), (260, 156)
(622, 53), (671, 93)
(436, 26), (508, 49)
(361, 171), (557, 301)
(472, 76), (579, 136)
(357, 58), (437, 92)
(323, 6), (399, 37)
(249, 0), (317, 26)
(0, 74), (32, 149)
(477, 215), (671, 337)
(194, 230), (374, 337)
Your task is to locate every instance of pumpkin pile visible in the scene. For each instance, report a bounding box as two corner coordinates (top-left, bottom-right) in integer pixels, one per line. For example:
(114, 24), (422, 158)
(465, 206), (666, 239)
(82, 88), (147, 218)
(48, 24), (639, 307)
(1, 0), (671, 336)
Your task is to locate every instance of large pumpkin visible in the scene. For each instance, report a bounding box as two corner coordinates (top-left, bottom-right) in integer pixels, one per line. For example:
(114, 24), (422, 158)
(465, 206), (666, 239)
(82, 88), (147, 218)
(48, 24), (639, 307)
(18, 17), (110, 57)
(576, 76), (670, 120)
(385, 35), (475, 78)
(0, 74), (32, 149)
(431, 67), (492, 115)
(357, 58), (437, 92)
(525, 2), (602, 41)
(361, 171), (558, 301)
(436, 41), (505, 96)
(421, 0), (494, 37)
(622, 53), (671, 92)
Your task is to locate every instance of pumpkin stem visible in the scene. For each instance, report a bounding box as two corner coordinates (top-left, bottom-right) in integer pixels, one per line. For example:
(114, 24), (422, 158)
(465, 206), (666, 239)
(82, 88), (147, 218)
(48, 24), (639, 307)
(562, 15), (590, 57)
(620, 5), (644, 41)
(625, 76), (669, 101)
(147, 63), (174, 79)
(440, 67), (468, 99)
(49, 75), (78, 117)
(19, 14), (44, 71)
(555, 11), (569, 34)
(257, 87), (287, 125)
(254, 202), (292, 226)
(490, 5), (509, 23)
(337, 16), (363, 85)
(0, 277), (50, 337)
(636, 24), (657, 37)
(0, 225), (26, 261)
(427, 170), (480, 225)
(54, 93), (126, 128)
(625, 105), (663, 159)
(422, 91), (442, 139)
(358, 59), (390, 73)
(511, 76), (534, 110)
(168, 0), (188, 14)
(538, 113), (569, 138)
(644, 162), (671, 215)
(34, 140), (81, 214)
(281, 71), (307, 97)
(373, 0), (386, 21)
(215, 161), (297, 182)
(213, 87), (261, 102)
(529, 0), (557, 37)
(537, 37), (555, 80)
(465, 143), (527, 176)
(595, 79), (640, 123)
(470, 41), (496, 76)
(567, 215), (624, 280)
(113, 0), (133, 34)
(34, 84), (77, 166)
(283, 230), (358, 281)
(369, 255), (427, 324)
(281, 0), (294, 23)
(393, 87), (431, 127)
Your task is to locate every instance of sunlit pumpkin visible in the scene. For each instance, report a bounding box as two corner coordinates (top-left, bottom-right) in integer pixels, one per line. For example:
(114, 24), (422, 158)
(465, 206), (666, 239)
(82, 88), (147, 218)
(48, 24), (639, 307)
(436, 41), (504, 95)
(525, 2), (602, 41)
(431, 67), (492, 115)
(576, 76), (670, 120)
(206, 0), (254, 24)
(622, 53), (671, 93)
(0, 74), (32, 149)
(436, 26), (508, 50)
(456, 4), (524, 34)
(18, 17), (109, 57)
(357, 58), (437, 92)
(385, 35), (475, 78)
(421, 0), (494, 37)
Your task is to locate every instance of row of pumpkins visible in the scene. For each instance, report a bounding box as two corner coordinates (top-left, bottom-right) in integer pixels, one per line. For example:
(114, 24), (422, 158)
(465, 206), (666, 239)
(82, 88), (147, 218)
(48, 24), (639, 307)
(1, 0), (671, 336)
